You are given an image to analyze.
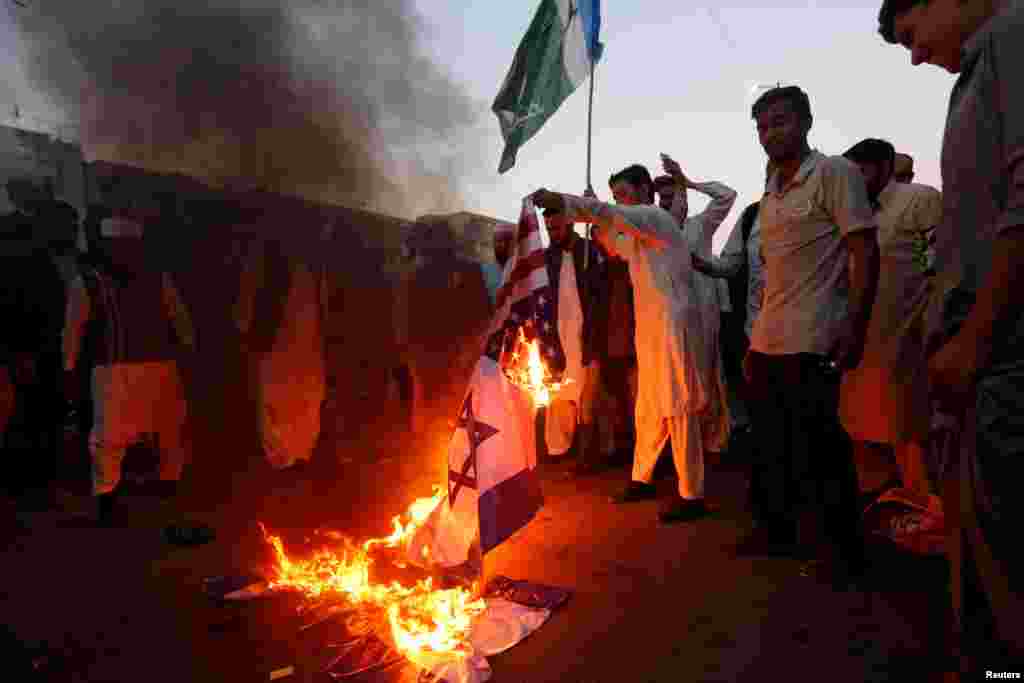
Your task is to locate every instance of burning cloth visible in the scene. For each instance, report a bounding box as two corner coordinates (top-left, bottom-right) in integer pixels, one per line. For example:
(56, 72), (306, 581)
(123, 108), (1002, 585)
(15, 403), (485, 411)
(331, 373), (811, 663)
(409, 197), (562, 568)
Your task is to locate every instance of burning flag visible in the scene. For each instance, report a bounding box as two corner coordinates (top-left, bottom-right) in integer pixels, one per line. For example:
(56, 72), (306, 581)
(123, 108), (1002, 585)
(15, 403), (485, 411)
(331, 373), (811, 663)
(409, 197), (562, 568)
(256, 203), (572, 677)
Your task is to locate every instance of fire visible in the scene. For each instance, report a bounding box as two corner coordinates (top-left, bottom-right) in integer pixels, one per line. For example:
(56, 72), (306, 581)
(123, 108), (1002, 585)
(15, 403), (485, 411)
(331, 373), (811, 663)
(260, 486), (487, 668)
(501, 327), (571, 407)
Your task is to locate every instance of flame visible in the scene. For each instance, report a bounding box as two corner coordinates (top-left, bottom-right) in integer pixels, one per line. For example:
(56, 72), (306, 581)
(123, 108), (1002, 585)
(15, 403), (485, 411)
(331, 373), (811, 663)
(501, 328), (571, 407)
(260, 486), (487, 667)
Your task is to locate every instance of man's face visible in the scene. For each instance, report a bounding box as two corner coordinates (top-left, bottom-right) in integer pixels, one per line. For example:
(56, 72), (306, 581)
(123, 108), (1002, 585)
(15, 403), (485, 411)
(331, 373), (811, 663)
(755, 99), (810, 163)
(544, 212), (574, 249)
(855, 160), (892, 199)
(610, 180), (647, 206)
(494, 234), (512, 265)
(891, 0), (977, 73)
(893, 154), (915, 183)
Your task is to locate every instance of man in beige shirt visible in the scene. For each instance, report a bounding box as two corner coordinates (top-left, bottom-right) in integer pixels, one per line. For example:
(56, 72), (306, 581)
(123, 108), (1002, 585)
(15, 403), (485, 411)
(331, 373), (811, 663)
(740, 86), (880, 589)
(840, 139), (942, 499)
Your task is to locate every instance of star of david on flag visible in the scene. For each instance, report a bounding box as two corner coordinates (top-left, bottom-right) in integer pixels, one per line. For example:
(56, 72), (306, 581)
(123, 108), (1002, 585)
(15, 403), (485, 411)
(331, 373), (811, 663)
(407, 197), (557, 567)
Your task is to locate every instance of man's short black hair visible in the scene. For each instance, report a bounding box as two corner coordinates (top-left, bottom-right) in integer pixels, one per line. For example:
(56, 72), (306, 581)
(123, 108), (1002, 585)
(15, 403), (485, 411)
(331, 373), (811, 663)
(609, 164), (655, 202)
(877, 0), (925, 44)
(843, 138), (896, 167)
(751, 85), (812, 124)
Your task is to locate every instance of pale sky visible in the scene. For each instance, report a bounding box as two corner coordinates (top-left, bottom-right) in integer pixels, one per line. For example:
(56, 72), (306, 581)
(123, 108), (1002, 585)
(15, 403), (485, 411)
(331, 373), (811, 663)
(2, 1), (956, 252)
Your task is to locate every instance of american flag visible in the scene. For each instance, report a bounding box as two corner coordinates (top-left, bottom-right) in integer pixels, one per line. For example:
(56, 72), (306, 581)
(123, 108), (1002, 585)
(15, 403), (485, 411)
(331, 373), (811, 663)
(486, 199), (565, 375)
(407, 198), (559, 566)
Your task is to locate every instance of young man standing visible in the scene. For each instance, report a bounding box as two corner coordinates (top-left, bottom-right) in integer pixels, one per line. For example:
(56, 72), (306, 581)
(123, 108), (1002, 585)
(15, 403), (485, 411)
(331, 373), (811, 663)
(531, 165), (713, 524)
(840, 138), (941, 499)
(878, 0), (1024, 672)
(739, 86), (880, 589)
(655, 156), (738, 455)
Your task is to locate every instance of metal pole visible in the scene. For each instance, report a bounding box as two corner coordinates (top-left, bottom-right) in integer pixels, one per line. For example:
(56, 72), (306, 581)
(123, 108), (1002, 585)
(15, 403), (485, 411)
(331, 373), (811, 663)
(583, 59), (595, 272)
(579, 59), (597, 432)
(586, 60), (595, 193)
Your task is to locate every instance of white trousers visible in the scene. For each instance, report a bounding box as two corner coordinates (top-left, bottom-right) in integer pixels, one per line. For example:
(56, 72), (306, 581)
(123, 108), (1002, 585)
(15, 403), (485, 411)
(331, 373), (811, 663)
(631, 413), (704, 500)
(90, 362), (188, 496)
(543, 365), (611, 456)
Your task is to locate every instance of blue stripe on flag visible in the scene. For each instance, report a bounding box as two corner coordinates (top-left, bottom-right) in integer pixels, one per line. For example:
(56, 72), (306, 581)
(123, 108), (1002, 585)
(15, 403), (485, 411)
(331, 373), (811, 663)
(578, 0), (604, 63)
(478, 465), (544, 553)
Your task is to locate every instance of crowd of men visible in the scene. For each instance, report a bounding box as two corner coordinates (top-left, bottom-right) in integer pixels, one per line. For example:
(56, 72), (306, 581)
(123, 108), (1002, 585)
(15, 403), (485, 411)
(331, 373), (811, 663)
(519, 0), (1023, 675)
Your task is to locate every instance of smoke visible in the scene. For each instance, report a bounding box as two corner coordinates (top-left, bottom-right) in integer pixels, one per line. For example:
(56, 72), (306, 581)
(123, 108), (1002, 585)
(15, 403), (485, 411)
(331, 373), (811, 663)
(9, 0), (485, 217)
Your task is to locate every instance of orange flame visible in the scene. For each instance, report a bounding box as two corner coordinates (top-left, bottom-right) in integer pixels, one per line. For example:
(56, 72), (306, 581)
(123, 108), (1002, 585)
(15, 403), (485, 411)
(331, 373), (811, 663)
(260, 486), (487, 666)
(501, 327), (571, 407)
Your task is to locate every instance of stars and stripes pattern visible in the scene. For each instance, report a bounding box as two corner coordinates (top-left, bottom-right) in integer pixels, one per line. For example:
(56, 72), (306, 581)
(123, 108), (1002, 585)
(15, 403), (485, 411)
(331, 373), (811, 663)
(411, 198), (553, 565)
(485, 198), (566, 377)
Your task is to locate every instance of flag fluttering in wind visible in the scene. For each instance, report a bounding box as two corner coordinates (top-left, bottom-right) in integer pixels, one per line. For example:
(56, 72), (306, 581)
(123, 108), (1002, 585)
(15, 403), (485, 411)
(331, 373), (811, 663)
(408, 198), (563, 568)
(493, 0), (604, 174)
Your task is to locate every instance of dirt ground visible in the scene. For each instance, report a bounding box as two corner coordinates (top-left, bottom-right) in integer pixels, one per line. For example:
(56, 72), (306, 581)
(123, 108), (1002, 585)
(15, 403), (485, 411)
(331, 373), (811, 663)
(1, 424), (954, 683)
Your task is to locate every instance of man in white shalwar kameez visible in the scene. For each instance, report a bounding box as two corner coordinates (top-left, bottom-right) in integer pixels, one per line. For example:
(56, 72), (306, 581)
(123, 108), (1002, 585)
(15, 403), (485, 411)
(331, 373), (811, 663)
(62, 210), (194, 526)
(654, 155), (737, 455)
(532, 164), (713, 523)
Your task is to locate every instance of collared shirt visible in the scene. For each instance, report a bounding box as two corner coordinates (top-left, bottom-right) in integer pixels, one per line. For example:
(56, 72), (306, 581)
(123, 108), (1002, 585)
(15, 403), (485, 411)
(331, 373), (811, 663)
(929, 0), (1024, 366)
(750, 149), (877, 356)
(877, 180), (942, 276)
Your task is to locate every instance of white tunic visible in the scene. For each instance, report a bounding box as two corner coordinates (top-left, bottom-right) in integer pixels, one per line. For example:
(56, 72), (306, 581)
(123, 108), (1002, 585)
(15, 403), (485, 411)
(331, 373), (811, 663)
(563, 195), (707, 423)
(556, 253), (585, 404)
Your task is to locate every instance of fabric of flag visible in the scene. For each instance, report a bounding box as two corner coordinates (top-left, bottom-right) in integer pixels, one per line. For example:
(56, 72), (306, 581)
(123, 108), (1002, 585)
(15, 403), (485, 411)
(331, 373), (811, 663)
(492, 0), (604, 174)
(407, 198), (560, 567)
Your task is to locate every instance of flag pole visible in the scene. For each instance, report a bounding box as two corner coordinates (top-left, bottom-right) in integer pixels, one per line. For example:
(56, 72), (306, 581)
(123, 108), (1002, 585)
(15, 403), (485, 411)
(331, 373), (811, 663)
(583, 58), (596, 274)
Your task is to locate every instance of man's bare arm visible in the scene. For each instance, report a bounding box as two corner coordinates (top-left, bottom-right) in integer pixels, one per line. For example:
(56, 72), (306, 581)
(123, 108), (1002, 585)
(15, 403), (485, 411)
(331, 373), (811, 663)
(845, 229), (880, 347)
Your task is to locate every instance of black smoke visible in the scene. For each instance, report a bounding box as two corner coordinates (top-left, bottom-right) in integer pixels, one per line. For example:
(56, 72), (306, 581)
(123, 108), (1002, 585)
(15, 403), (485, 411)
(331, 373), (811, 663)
(9, 0), (484, 217)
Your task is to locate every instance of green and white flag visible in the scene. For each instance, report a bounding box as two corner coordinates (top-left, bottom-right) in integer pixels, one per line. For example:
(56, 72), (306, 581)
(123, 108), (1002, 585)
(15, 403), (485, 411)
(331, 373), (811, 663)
(493, 0), (604, 174)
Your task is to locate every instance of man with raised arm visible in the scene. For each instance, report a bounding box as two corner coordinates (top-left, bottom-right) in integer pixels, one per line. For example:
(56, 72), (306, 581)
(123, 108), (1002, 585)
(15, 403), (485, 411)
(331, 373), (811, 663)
(531, 164), (714, 524)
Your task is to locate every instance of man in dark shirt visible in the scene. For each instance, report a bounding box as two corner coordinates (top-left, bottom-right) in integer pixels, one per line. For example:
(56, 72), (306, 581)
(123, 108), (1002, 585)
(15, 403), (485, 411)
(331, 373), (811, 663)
(878, 0), (1024, 673)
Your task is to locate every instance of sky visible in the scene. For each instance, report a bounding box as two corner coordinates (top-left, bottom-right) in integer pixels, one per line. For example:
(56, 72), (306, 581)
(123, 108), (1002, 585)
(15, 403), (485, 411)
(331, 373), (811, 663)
(416, 0), (955, 252)
(1, 0), (956, 253)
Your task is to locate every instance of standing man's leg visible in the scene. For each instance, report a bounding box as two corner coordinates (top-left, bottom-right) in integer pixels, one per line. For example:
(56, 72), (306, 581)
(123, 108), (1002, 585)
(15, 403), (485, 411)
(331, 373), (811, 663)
(659, 412), (709, 522)
(739, 352), (798, 553)
(953, 371), (1024, 675)
(799, 355), (864, 577)
(0, 366), (13, 448)
(544, 397), (577, 460)
(16, 354), (63, 514)
(613, 409), (665, 503)
(894, 440), (931, 498)
(155, 363), (188, 498)
(573, 364), (606, 474)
